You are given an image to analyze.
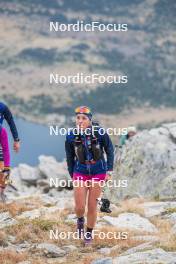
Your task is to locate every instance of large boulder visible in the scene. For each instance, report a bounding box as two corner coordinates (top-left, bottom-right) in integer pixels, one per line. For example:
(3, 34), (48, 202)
(7, 166), (41, 199)
(110, 123), (176, 201)
(18, 164), (40, 185)
(38, 155), (70, 184)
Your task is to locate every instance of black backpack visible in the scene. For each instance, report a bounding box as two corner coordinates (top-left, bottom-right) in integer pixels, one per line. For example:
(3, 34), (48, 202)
(74, 124), (103, 163)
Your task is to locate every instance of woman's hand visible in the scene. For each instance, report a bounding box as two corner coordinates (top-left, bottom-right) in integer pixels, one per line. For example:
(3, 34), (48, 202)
(13, 141), (20, 152)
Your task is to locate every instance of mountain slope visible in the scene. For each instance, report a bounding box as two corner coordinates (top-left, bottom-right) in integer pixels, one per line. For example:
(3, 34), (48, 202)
(0, 0), (175, 125)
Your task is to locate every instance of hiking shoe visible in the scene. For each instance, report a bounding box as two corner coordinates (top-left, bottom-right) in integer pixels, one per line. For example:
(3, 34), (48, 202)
(77, 217), (85, 239)
(84, 231), (93, 246)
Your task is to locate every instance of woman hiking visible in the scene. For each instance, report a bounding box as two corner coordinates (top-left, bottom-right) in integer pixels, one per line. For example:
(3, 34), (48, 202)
(0, 124), (11, 202)
(65, 106), (114, 246)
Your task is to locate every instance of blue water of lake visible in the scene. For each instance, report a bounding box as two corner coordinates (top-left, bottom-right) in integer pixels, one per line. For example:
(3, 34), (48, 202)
(4, 117), (65, 167)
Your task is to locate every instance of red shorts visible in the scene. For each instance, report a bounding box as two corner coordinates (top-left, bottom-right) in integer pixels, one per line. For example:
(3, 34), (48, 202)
(73, 172), (106, 182)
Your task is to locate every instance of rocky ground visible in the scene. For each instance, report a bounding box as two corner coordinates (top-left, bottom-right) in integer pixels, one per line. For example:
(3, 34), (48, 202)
(0, 123), (176, 263)
(0, 193), (176, 263)
(0, 162), (175, 262)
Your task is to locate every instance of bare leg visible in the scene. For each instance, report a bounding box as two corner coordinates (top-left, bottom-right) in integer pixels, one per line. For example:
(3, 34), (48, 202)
(87, 181), (102, 228)
(74, 180), (88, 217)
(0, 162), (5, 203)
(0, 161), (4, 170)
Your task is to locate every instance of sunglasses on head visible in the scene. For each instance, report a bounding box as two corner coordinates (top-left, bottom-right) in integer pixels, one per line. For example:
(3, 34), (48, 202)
(75, 106), (91, 114)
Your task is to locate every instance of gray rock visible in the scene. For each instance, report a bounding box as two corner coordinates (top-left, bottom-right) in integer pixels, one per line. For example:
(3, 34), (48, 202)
(162, 123), (176, 130)
(8, 167), (41, 199)
(35, 243), (66, 257)
(7, 235), (16, 243)
(61, 245), (77, 253)
(14, 241), (31, 252)
(121, 241), (153, 255)
(38, 156), (70, 183)
(103, 213), (158, 233)
(143, 202), (167, 217)
(17, 206), (60, 220)
(172, 224), (176, 235)
(159, 173), (176, 199)
(65, 214), (77, 223)
(162, 212), (176, 224)
(143, 201), (176, 217)
(0, 212), (18, 229)
(17, 208), (41, 220)
(91, 257), (113, 264)
(10, 167), (23, 191)
(56, 197), (74, 210)
(131, 235), (159, 242)
(8, 159), (73, 199)
(169, 127), (176, 140)
(98, 247), (111, 255)
(48, 188), (73, 199)
(17, 241), (31, 249)
(39, 193), (74, 209)
(113, 248), (176, 264)
(0, 241), (31, 252)
(110, 124), (176, 201)
(158, 127), (170, 136)
(39, 194), (57, 206)
(18, 164), (40, 185)
(162, 123), (176, 140)
(170, 213), (176, 224)
(37, 179), (50, 188)
(96, 221), (109, 228)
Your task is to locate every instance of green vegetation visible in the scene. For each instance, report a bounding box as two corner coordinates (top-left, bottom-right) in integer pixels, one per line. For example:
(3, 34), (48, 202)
(19, 48), (59, 65)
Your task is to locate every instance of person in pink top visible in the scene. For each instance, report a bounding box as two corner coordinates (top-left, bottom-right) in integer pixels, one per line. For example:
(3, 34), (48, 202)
(0, 125), (10, 168)
(0, 125), (10, 195)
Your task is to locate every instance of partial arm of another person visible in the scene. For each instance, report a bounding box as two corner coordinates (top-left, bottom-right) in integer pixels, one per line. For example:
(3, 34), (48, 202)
(3, 105), (20, 152)
(0, 127), (10, 170)
(0, 128), (10, 189)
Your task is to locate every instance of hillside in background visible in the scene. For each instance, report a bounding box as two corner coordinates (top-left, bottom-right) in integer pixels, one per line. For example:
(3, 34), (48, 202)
(0, 0), (176, 127)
